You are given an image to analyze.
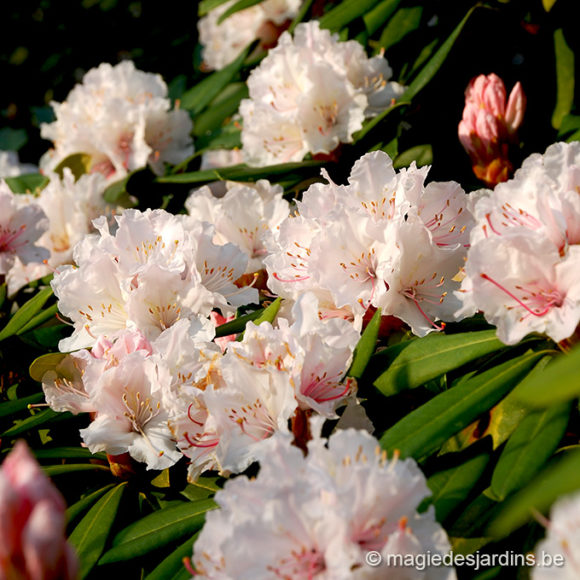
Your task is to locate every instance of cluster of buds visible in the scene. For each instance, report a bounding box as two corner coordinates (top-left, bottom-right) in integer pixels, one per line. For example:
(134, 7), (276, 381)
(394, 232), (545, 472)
(458, 73), (526, 186)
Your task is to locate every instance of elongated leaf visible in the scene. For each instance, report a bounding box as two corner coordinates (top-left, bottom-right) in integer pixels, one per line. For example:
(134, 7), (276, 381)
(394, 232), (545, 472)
(218, 0), (261, 24)
(393, 144), (432, 169)
(376, 5), (423, 50)
(43, 464), (110, 476)
(380, 351), (545, 460)
(35, 447), (107, 460)
(488, 449), (580, 538)
(144, 534), (197, 580)
(348, 308), (381, 379)
(288, 0), (315, 34)
(16, 303), (59, 335)
(198, 0), (231, 16)
(0, 287), (54, 341)
(214, 307), (265, 337)
(1, 408), (73, 438)
(402, 7), (476, 102)
(514, 343), (580, 406)
(319, 0), (384, 32)
(0, 393), (43, 418)
(99, 498), (217, 564)
(160, 160), (323, 184)
(373, 330), (504, 396)
(69, 483), (127, 579)
(427, 449), (490, 522)
(363, 0), (402, 36)
(66, 485), (116, 529)
(552, 28), (575, 130)
(193, 83), (248, 137)
(4, 173), (49, 194)
(490, 402), (570, 501)
(236, 298), (281, 341)
(181, 46), (251, 115)
(448, 491), (499, 538)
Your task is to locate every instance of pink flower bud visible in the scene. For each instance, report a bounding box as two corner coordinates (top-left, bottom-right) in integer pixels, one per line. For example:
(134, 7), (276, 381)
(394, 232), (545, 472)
(0, 441), (78, 580)
(458, 73), (526, 186)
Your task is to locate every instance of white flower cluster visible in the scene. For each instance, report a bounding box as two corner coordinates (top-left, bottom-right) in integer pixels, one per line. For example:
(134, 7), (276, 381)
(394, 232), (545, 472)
(458, 141), (580, 345)
(240, 21), (405, 166)
(191, 426), (455, 579)
(6, 169), (117, 295)
(46, 195), (358, 475)
(40, 61), (193, 179)
(198, 0), (301, 71)
(266, 150), (473, 335)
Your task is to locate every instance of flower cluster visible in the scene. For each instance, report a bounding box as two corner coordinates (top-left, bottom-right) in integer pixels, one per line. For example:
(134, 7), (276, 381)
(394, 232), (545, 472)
(190, 426), (455, 579)
(0, 441), (78, 580)
(266, 150), (474, 335)
(40, 60), (194, 179)
(240, 21), (404, 166)
(458, 141), (580, 345)
(198, 0), (301, 71)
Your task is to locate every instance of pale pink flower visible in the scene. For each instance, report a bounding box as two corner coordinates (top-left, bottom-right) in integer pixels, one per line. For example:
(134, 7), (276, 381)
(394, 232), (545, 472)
(0, 441), (78, 580)
(0, 181), (49, 276)
(458, 73), (526, 186)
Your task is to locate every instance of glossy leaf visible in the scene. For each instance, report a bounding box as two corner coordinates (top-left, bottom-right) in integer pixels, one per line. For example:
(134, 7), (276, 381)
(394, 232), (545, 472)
(214, 307), (265, 337)
(319, 0), (386, 32)
(236, 298), (281, 341)
(217, 0), (261, 24)
(514, 343), (580, 406)
(144, 534), (197, 580)
(0, 287), (54, 342)
(552, 28), (575, 129)
(0, 392), (43, 418)
(4, 173), (50, 194)
(198, 0), (231, 16)
(402, 6), (476, 102)
(393, 144), (433, 169)
(490, 402), (571, 501)
(373, 330), (504, 396)
(66, 485), (116, 530)
(99, 498), (217, 564)
(1, 408), (72, 438)
(427, 448), (490, 522)
(376, 5), (423, 50)
(181, 46), (251, 115)
(29, 352), (68, 383)
(193, 83), (248, 137)
(69, 483), (128, 579)
(488, 449), (580, 538)
(348, 308), (381, 379)
(43, 463), (110, 476)
(34, 447), (107, 460)
(54, 153), (92, 180)
(380, 351), (545, 460)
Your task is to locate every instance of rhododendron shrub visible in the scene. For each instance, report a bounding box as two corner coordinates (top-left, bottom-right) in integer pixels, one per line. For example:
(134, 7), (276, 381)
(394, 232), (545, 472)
(2, 1), (580, 579)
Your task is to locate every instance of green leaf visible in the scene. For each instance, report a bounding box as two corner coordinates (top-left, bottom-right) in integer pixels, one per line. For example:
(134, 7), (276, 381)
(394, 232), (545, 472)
(99, 498), (217, 564)
(393, 144), (432, 169)
(380, 351), (545, 460)
(193, 83), (248, 137)
(236, 298), (282, 341)
(16, 303), (59, 335)
(373, 330), (504, 396)
(402, 6), (476, 102)
(54, 153), (92, 180)
(69, 483), (127, 579)
(348, 308), (381, 379)
(376, 5), (423, 50)
(319, 0), (384, 32)
(4, 173), (50, 194)
(159, 160), (323, 185)
(514, 343), (580, 406)
(427, 448), (490, 522)
(488, 449), (580, 538)
(363, 0), (402, 36)
(288, 0), (315, 34)
(0, 127), (28, 150)
(29, 352), (68, 383)
(0, 287), (54, 342)
(214, 307), (265, 338)
(181, 46), (251, 116)
(144, 534), (196, 580)
(0, 393), (44, 418)
(66, 485), (116, 529)
(43, 463), (111, 476)
(198, 0), (231, 16)
(490, 402), (571, 501)
(1, 408), (73, 438)
(552, 28), (575, 130)
(217, 0), (261, 24)
(34, 447), (107, 460)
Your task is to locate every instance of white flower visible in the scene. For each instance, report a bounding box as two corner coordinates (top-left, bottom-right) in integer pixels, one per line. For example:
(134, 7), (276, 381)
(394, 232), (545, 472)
(0, 151), (37, 178)
(533, 490), (580, 579)
(240, 21), (403, 166)
(198, 0), (301, 71)
(186, 180), (290, 272)
(0, 181), (49, 276)
(190, 427), (455, 579)
(40, 61), (193, 179)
